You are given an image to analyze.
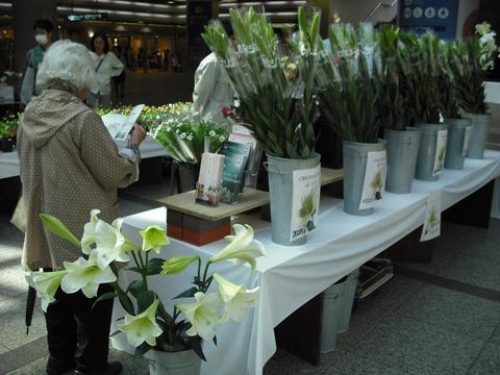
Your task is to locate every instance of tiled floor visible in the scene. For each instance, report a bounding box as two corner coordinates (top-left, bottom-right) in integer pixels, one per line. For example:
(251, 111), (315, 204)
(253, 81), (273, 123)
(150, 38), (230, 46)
(1, 71), (500, 374)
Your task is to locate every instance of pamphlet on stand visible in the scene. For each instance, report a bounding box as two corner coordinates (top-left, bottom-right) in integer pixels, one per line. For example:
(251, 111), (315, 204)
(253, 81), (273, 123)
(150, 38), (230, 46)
(290, 165), (321, 242)
(359, 150), (387, 210)
(228, 124), (261, 189)
(220, 141), (251, 204)
(101, 104), (145, 141)
(195, 153), (225, 206)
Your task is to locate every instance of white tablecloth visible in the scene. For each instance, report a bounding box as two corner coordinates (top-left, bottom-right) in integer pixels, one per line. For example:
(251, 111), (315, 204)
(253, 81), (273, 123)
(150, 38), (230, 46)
(111, 150), (500, 375)
(485, 81), (500, 104)
(0, 135), (169, 180)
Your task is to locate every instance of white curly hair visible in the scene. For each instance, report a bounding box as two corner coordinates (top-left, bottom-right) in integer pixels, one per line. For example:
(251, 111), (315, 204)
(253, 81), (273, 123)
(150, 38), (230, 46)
(36, 39), (98, 94)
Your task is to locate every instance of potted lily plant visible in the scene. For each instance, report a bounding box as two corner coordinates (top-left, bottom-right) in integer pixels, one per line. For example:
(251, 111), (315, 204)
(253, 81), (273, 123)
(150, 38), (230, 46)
(400, 31), (448, 181)
(377, 25), (422, 194)
(449, 22), (500, 159)
(315, 22), (385, 215)
(202, 7), (323, 245)
(438, 40), (472, 170)
(25, 210), (265, 375)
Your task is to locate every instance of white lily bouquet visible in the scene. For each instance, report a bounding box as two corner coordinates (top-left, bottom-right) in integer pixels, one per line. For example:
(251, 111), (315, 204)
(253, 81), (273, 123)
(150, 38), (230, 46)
(151, 116), (231, 165)
(25, 210), (265, 360)
(449, 22), (500, 114)
(201, 7), (322, 160)
(315, 22), (382, 143)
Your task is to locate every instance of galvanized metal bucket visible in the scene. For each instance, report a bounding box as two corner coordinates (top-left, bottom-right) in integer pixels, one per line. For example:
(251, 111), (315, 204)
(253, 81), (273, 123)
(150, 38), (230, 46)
(463, 113), (491, 159)
(445, 118), (471, 170)
(266, 153), (321, 246)
(415, 123), (448, 181)
(384, 127), (422, 194)
(321, 269), (359, 353)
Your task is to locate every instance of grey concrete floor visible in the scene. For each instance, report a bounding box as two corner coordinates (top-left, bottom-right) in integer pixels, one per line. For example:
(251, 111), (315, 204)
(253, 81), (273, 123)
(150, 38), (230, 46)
(2, 71), (500, 374)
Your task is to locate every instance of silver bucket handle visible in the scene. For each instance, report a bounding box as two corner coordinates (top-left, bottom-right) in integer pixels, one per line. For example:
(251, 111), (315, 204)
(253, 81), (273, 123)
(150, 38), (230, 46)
(263, 161), (294, 175)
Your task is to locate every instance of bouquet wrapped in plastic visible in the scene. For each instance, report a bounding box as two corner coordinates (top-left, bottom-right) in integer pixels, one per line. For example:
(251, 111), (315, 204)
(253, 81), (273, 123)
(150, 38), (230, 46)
(151, 116), (231, 165)
(315, 22), (382, 143)
(202, 7), (322, 159)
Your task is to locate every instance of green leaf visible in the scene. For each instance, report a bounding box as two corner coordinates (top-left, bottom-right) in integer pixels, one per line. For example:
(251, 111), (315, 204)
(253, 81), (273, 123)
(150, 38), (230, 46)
(134, 342), (152, 359)
(190, 338), (207, 361)
(39, 214), (81, 248)
(110, 330), (121, 338)
(128, 279), (147, 298)
(92, 292), (118, 309)
(146, 258), (166, 276)
(173, 287), (198, 300)
(136, 290), (156, 314)
(118, 292), (135, 315)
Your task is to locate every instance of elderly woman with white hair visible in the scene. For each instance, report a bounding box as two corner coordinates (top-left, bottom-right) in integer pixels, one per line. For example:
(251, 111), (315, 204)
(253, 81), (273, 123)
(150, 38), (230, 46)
(17, 40), (146, 375)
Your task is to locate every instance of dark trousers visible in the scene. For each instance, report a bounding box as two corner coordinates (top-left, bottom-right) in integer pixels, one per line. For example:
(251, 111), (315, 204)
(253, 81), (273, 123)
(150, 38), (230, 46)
(45, 284), (114, 372)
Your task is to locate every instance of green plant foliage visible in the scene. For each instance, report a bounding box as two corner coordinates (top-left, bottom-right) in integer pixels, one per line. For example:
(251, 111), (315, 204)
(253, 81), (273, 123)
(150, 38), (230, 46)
(449, 40), (488, 114)
(202, 7), (322, 159)
(376, 25), (407, 131)
(315, 23), (381, 143)
(0, 112), (20, 138)
(399, 32), (441, 125)
(437, 41), (461, 119)
(151, 118), (231, 164)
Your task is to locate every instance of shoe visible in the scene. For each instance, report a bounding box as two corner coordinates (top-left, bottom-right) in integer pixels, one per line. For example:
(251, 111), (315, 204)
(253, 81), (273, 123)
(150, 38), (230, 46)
(46, 356), (75, 375)
(74, 361), (122, 375)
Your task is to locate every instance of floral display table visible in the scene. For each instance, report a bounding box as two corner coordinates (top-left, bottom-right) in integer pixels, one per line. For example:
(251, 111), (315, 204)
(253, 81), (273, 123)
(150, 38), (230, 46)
(111, 150), (500, 375)
(0, 135), (169, 180)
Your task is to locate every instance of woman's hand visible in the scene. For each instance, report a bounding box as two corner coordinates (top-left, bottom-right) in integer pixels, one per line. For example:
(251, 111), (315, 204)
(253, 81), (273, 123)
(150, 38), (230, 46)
(129, 124), (146, 145)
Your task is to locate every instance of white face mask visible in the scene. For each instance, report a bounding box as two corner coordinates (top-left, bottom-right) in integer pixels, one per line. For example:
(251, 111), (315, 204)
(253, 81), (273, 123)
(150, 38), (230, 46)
(35, 34), (48, 45)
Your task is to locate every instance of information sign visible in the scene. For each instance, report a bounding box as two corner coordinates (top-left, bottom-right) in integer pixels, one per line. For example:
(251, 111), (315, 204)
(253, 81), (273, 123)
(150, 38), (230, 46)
(399, 0), (458, 39)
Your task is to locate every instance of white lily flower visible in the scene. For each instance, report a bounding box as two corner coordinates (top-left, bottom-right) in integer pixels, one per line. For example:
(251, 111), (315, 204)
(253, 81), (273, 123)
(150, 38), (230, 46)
(61, 251), (117, 298)
(209, 224), (265, 270)
(25, 270), (68, 312)
(81, 209), (101, 254)
(93, 219), (128, 269)
(118, 300), (163, 347)
(213, 273), (259, 323)
(476, 22), (492, 36)
(176, 292), (222, 341)
(139, 225), (170, 254)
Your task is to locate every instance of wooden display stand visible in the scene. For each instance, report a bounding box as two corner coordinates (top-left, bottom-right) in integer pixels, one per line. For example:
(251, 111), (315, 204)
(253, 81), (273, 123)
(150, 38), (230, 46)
(160, 188), (269, 246)
(158, 168), (343, 246)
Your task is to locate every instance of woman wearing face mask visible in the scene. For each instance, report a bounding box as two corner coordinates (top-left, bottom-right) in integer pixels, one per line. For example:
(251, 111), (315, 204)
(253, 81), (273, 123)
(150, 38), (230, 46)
(20, 18), (54, 104)
(88, 32), (124, 109)
(17, 39), (146, 375)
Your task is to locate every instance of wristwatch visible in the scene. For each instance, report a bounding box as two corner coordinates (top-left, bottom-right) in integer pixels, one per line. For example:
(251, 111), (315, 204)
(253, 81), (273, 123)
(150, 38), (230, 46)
(126, 143), (141, 160)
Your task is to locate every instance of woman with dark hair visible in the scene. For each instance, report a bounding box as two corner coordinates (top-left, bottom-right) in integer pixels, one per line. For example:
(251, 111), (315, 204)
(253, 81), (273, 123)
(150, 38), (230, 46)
(20, 18), (54, 104)
(89, 32), (124, 109)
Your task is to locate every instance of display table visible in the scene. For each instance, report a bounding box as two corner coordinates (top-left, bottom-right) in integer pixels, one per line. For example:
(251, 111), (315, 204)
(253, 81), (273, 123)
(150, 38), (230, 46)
(161, 168), (344, 246)
(0, 135), (169, 180)
(0, 150), (20, 179)
(111, 150), (500, 375)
